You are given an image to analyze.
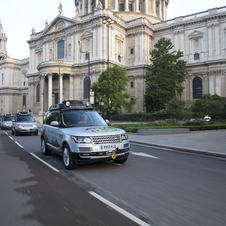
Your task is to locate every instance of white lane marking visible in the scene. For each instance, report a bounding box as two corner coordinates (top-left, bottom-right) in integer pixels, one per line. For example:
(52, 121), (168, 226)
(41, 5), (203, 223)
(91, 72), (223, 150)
(15, 141), (24, 149)
(89, 191), (151, 226)
(9, 136), (13, 140)
(130, 151), (160, 159)
(30, 153), (59, 173)
(130, 142), (173, 151)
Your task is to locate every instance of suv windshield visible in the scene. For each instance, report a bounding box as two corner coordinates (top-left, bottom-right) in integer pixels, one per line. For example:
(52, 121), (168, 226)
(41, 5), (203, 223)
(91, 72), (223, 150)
(3, 116), (14, 121)
(16, 115), (34, 122)
(61, 110), (107, 127)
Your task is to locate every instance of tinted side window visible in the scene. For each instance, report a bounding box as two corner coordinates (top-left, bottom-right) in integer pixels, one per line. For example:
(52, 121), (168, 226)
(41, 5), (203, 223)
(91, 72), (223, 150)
(45, 112), (60, 125)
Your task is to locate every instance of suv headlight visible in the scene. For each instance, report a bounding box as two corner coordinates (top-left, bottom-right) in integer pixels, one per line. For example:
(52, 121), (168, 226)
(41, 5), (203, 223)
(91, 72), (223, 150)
(121, 133), (128, 140)
(71, 136), (91, 143)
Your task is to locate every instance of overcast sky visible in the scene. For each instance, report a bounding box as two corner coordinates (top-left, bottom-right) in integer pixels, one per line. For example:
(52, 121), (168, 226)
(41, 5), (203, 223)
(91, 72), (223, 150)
(0, 0), (225, 60)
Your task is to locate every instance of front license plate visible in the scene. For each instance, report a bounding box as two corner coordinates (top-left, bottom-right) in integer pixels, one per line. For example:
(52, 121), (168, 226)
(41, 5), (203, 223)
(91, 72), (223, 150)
(101, 144), (116, 150)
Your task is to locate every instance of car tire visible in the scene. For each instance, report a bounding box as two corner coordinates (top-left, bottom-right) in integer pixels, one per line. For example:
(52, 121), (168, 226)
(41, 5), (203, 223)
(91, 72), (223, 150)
(114, 156), (128, 164)
(41, 138), (51, 155)
(12, 129), (14, 134)
(15, 130), (18, 136)
(34, 131), (38, 135)
(62, 144), (77, 170)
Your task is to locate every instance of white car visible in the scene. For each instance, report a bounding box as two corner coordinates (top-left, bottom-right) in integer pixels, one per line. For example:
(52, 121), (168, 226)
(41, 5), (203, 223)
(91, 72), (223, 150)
(41, 100), (130, 170)
(12, 112), (38, 136)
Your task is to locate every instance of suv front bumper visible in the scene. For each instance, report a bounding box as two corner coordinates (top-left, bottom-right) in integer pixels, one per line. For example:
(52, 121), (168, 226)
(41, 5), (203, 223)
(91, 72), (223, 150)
(71, 149), (129, 164)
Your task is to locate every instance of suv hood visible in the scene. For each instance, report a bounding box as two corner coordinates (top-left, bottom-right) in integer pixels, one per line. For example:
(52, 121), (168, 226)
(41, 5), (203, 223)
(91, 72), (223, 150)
(62, 126), (125, 136)
(15, 122), (37, 125)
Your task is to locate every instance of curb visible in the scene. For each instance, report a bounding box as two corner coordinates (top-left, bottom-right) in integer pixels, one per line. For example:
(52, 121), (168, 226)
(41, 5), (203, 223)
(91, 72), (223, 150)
(129, 139), (226, 159)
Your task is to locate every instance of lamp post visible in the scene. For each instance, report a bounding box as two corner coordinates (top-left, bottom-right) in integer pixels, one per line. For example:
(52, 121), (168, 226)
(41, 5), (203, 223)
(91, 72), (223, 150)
(78, 41), (90, 103)
(102, 17), (114, 120)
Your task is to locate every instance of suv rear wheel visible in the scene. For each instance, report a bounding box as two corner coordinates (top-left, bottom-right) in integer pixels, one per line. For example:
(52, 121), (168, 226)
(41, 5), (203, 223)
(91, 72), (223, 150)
(62, 144), (77, 170)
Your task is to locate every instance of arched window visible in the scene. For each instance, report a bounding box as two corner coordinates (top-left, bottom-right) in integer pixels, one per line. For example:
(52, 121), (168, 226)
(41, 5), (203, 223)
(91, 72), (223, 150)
(85, 53), (89, 61)
(84, 77), (91, 99)
(23, 95), (26, 106)
(36, 84), (40, 102)
(193, 77), (202, 99)
(58, 40), (65, 59)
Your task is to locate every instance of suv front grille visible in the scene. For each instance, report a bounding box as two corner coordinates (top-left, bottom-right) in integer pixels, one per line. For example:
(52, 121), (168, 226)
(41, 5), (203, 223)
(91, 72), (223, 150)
(92, 135), (121, 144)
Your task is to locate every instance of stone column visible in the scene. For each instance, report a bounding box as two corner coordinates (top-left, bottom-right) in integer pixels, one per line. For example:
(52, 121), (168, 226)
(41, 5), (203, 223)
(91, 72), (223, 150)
(145, 0), (148, 14)
(135, 0), (140, 12)
(93, 25), (97, 59)
(88, 0), (92, 13)
(40, 75), (45, 114)
(82, 0), (85, 15)
(105, 0), (108, 9)
(69, 74), (74, 100)
(48, 74), (52, 108)
(114, 0), (118, 11)
(162, 0), (166, 20)
(139, 32), (143, 62)
(59, 74), (63, 103)
(125, 0), (129, 11)
(214, 23), (219, 56)
(158, 0), (162, 19)
(153, 0), (156, 15)
(208, 24), (213, 57)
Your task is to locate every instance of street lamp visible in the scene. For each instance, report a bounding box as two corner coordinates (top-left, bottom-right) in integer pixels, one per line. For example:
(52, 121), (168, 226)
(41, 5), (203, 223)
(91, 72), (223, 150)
(78, 41), (90, 103)
(102, 17), (114, 120)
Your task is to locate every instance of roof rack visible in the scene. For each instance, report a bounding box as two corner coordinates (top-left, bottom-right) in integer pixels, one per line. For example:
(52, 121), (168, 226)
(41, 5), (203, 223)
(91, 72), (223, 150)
(48, 100), (93, 111)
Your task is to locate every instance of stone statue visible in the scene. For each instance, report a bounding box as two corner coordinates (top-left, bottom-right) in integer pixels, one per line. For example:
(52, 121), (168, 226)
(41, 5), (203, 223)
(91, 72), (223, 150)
(45, 19), (48, 27)
(31, 27), (35, 34)
(95, 0), (103, 10)
(58, 2), (64, 16)
(76, 5), (81, 16)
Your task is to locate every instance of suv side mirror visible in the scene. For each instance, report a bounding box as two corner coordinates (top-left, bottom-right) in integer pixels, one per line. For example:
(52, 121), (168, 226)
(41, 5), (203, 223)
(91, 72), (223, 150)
(105, 119), (110, 125)
(50, 121), (59, 127)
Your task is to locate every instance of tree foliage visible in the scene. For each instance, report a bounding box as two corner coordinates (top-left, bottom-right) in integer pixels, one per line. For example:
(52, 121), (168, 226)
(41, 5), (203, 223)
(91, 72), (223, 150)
(145, 37), (189, 112)
(91, 65), (137, 115)
(191, 94), (226, 119)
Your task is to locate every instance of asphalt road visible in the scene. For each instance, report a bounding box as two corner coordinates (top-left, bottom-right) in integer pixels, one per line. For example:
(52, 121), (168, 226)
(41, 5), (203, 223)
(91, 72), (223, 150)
(1, 130), (226, 226)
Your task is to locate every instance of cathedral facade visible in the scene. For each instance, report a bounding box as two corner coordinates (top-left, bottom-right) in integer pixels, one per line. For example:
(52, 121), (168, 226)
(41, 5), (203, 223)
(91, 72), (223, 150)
(0, 1), (226, 121)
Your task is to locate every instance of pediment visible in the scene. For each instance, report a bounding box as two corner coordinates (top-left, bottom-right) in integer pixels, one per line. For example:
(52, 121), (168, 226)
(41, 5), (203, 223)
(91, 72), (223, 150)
(81, 30), (93, 40)
(115, 34), (124, 42)
(188, 30), (204, 39)
(41, 16), (76, 36)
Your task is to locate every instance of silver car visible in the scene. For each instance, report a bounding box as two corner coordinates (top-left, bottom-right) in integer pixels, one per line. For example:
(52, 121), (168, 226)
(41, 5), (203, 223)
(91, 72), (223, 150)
(12, 112), (38, 136)
(1, 114), (14, 130)
(41, 100), (130, 170)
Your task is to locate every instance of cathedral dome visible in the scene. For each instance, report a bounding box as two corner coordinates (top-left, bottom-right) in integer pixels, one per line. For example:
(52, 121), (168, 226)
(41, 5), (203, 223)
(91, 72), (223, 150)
(74, 0), (168, 22)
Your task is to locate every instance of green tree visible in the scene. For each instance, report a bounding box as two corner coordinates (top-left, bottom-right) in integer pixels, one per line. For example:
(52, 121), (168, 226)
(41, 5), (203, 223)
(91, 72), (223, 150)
(165, 97), (192, 120)
(191, 94), (226, 119)
(145, 37), (189, 112)
(91, 65), (136, 115)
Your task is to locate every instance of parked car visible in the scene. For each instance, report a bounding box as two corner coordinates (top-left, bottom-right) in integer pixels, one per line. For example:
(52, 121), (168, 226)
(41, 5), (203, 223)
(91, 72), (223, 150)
(0, 116), (2, 128)
(1, 114), (14, 130)
(12, 112), (38, 136)
(41, 100), (130, 170)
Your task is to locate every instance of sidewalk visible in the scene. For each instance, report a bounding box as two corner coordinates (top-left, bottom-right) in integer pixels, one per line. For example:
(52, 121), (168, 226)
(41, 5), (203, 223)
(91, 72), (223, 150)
(127, 129), (226, 158)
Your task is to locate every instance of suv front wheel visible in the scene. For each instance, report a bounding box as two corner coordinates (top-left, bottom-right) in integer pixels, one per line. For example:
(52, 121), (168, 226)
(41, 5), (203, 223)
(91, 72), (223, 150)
(41, 138), (51, 155)
(62, 144), (77, 170)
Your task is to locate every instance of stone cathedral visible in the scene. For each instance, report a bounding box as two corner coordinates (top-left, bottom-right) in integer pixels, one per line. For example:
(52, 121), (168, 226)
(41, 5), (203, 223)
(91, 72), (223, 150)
(0, 1), (226, 122)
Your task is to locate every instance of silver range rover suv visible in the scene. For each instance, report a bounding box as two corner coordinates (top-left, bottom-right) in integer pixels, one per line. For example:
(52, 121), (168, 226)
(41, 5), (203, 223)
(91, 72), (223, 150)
(41, 100), (130, 170)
